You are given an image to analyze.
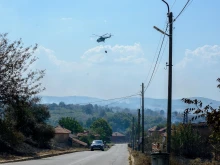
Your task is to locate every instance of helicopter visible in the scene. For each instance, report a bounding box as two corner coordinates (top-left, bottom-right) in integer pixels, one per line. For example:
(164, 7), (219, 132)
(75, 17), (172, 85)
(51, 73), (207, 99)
(92, 33), (113, 43)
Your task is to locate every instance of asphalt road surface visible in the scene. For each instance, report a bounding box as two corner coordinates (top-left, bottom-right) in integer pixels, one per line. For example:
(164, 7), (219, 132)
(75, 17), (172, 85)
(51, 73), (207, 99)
(3, 144), (129, 165)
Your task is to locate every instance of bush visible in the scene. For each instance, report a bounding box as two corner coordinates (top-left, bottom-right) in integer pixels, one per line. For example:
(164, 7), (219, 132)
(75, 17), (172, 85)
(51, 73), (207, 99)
(172, 124), (212, 159)
(189, 158), (219, 165)
(131, 150), (151, 165)
(32, 124), (55, 148)
(0, 119), (24, 152)
(79, 136), (91, 146)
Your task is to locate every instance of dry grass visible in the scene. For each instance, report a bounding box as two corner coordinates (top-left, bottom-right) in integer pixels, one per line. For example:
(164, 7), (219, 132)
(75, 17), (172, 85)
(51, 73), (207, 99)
(131, 150), (151, 165)
(189, 158), (220, 165)
(0, 147), (90, 163)
(170, 155), (220, 165)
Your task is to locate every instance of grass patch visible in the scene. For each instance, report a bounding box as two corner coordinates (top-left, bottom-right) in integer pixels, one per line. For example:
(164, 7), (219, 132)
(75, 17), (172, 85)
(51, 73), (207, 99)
(131, 150), (151, 165)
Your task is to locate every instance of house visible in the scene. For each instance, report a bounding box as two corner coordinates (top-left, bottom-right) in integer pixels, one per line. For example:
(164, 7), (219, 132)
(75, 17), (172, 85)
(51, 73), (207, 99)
(148, 126), (167, 136)
(69, 134), (88, 147)
(54, 126), (87, 148)
(77, 130), (100, 139)
(190, 122), (212, 139)
(54, 125), (71, 144)
(111, 132), (127, 143)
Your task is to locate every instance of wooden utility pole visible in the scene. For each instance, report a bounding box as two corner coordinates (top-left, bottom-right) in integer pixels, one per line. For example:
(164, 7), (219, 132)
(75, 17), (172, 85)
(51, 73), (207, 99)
(141, 83), (144, 153)
(166, 10), (173, 154)
(132, 116), (135, 150)
(138, 109), (140, 151)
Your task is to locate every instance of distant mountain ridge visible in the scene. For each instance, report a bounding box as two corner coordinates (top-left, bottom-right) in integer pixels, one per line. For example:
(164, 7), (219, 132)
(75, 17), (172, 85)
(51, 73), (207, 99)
(39, 95), (220, 112)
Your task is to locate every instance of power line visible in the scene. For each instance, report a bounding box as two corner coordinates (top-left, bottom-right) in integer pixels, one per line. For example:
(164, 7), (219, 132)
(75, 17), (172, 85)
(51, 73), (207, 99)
(101, 93), (140, 106)
(171, 0), (177, 10)
(143, 26), (164, 84)
(77, 93), (140, 105)
(184, 0), (194, 12)
(173, 0), (191, 22)
(144, 23), (168, 92)
(143, 19), (168, 85)
(153, 37), (169, 80)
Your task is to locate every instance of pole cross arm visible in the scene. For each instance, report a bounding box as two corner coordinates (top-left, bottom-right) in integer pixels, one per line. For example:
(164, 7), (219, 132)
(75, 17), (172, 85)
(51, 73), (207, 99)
(153, 26), (170, 36)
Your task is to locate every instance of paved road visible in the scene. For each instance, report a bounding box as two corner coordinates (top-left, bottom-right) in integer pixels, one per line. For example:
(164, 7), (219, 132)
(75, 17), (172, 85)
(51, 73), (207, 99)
(3, 144), (129, 165)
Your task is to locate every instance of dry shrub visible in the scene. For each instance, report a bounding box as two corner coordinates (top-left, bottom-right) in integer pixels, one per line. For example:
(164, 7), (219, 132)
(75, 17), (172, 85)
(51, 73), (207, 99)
(132, 150), (151, 165)
(190, 158), (220, 165)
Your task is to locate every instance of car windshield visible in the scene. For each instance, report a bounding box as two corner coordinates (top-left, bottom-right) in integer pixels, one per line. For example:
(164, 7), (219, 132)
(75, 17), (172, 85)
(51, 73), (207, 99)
(93, 140), (103, 144)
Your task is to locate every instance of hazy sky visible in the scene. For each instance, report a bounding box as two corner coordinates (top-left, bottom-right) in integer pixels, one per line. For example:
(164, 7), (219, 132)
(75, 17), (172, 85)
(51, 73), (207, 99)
(1, 0), (220, 101)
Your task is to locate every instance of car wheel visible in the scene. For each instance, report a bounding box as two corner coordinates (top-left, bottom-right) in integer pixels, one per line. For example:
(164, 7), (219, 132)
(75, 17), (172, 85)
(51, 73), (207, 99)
(91, 148), (94, 151)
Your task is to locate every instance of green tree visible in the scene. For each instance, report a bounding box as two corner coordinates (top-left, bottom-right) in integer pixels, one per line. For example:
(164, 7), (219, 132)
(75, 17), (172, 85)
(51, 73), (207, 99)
(90, 118), (112, 142)
(59, 117), (83, 133)
(0, 34), (54, 150)
(85, 117), (97, 128)
(5, 103), (55, 148)
(83, 104), (94, 115)
(108, 112), (131, 132)
(0, 33), (45, 111)
(182, 77), (220, 157)
(171, 124), (212, 159)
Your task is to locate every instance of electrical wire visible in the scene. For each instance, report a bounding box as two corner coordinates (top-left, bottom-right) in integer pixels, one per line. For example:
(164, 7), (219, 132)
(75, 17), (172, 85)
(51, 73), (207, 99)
(143, 28), (164, 84)
(173, 0), (191, 22)
(184, 0), (194, 12)
(77, 93), (140, 105)
(101, 93), (140, 106)
(143, 19), (168, 86)
(171, 0), (177, 10)
(144, 23), (168, 92)
(153, 37), (168, 80)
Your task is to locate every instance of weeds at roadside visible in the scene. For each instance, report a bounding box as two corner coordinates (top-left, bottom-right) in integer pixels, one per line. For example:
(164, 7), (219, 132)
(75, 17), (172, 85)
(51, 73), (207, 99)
(131, 150), (151, 165)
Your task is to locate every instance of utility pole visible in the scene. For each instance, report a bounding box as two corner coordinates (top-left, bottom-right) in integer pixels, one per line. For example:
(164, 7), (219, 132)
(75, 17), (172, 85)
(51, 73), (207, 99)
(153, 0), (173, 155)
(166, 9), (173, 155)
(132, 116), (135, 150)
(138, 109), (140, 151)
(141, 83), (144, 153)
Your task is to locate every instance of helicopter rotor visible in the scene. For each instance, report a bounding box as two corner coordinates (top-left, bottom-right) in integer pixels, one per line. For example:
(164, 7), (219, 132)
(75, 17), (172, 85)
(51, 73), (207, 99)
(92, 34), (101, 37)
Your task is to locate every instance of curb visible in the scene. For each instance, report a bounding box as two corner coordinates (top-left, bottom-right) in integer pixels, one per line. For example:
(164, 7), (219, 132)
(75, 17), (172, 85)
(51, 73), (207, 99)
(0, 150), (83, 164)
(131, 154), (135, 165)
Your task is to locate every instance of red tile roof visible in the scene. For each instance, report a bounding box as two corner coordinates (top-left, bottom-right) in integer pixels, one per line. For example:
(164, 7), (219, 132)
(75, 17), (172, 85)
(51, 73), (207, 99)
(112, 132), (125, 137)
(55, 125), (71, 134)
(148, 126), (157, 132)
(158, 127), (167, 132)
(71, 137), (87, 146)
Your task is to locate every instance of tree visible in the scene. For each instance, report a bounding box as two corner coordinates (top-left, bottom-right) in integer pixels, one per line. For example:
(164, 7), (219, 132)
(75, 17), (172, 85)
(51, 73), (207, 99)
(59, 117), (83, 133)
(0, 34), (56, 150)
(98, 109), (106, 117)
(0, 33), (45, 111)
(171, 124), (212, 159)
(4, 103), (55, 148)
(90, 118), (112, 142)
(83, 104), (93, 115)
(108, 112), (131, 132)
(160, 110), (165, 116)
(85, 117), (97, 128)
(182, 77), (220, 159)
(59, 102), (66, 107)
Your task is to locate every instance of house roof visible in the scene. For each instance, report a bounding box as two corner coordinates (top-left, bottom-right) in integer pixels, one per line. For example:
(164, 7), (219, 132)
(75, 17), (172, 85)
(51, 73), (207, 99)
(55, 125), (71, 134)
(69, 134), (78, 139)
(112, 132), (125, 137)
(191, 122), (208, 127)
(77, 132), (100, 137)
(161, 132), (167, 137)
(77, 132), (88, 137)
(148, 126), (157, 132)
(148, 126), (167, 132)
(158, 127), (167, 132)
(71, 137), (87, 146)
